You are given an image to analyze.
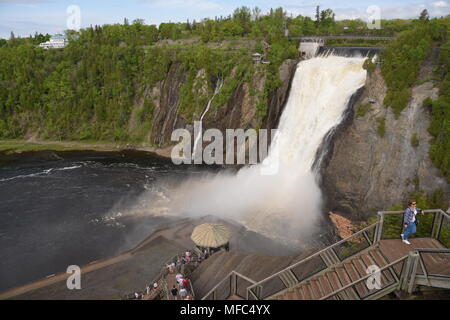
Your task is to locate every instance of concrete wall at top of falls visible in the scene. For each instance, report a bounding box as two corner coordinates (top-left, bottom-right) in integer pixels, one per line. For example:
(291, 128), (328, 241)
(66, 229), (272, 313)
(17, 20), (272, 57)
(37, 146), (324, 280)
(317, 46), (381, 58)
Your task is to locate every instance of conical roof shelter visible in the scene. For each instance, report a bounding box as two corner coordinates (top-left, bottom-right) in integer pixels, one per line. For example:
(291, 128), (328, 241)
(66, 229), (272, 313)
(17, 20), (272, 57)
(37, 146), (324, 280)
(191, 223), (231, 248)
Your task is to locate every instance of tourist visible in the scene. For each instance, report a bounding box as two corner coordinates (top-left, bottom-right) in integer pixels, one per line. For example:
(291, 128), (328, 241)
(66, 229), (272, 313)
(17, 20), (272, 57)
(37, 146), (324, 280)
(153, 282), (158, 290)
(184, 295), (192, 300)
(134, 292), (139, 299)
(146, 286), (150, 295)
(402, 200), (422, 245)
(177, 277), (184, 289)
(179, 287), (188, 299)
(185, 255), (191, 264)
(185, 250), (191, 258)
(182, 278), (190, 289)
(171, 285), (178, 300)
(176, 257), (182, 270)
(176, 273), (183, 283)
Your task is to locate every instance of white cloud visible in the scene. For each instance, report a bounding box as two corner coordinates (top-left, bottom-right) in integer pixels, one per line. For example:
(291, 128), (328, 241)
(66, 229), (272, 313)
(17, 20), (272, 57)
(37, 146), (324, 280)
(432, 1), (449, 7)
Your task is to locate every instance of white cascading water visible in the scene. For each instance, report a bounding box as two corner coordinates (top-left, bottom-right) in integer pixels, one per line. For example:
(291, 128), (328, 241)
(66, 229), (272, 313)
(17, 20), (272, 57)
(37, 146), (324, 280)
(192, 78), (223, 159)
(123, 55), (368, 247)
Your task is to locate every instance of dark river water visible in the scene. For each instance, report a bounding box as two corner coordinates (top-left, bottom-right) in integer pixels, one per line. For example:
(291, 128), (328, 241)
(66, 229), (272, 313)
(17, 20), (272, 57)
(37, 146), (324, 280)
(0, 150), (216, 291)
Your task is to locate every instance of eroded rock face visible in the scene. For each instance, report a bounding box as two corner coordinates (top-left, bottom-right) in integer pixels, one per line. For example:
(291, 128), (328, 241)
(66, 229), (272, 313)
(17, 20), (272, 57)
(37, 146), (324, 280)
(144, 59), (298, 150)
(321, 64), (449, 221)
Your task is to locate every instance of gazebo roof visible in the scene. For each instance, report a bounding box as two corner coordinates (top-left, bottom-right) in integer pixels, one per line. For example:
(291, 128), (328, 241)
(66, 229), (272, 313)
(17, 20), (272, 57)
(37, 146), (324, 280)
(190, 223), (231, 248)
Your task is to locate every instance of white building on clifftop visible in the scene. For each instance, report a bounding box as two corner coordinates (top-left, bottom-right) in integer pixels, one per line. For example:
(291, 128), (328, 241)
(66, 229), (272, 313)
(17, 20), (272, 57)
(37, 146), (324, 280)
(39, 34), (68, 49)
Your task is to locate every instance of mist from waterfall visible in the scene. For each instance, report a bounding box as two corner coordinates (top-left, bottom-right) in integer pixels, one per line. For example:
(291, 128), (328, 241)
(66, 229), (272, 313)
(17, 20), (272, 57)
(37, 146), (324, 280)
(122, 55), (368, 247)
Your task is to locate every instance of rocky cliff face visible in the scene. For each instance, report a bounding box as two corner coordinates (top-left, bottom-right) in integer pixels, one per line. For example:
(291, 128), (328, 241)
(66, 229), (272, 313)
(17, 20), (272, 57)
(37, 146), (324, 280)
(321, 52), (449, 221)
(137, 50), (448, 222)
(138, 59), (298, 148)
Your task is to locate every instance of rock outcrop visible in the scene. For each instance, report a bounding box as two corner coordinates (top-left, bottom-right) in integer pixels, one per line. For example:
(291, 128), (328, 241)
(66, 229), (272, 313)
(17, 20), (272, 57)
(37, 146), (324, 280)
(321, 52), (449, 221)
(141, 59), (298, 149)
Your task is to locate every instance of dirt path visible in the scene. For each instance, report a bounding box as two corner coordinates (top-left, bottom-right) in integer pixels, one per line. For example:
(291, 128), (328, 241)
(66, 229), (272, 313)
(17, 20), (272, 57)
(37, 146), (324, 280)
(0, 139), (173, 159)
(0, 252), (132, 300)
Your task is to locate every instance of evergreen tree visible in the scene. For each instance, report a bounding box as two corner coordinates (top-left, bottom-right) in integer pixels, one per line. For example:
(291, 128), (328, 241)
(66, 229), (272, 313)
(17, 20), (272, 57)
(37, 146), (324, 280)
(315, 6), (320, 26)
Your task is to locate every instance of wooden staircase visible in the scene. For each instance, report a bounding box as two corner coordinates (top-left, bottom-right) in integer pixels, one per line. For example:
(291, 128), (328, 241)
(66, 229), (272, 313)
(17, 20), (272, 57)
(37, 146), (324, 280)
(271, 245), (395, 300)
(201, 209), (450, 300)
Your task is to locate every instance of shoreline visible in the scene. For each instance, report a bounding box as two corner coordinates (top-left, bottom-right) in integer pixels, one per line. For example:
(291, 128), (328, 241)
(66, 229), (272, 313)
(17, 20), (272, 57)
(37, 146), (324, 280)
(0, 139), (174, 160)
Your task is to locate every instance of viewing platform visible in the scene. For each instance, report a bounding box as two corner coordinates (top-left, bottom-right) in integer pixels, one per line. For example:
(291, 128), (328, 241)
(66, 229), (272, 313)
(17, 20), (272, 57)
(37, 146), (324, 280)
(201, 209), (450, 300)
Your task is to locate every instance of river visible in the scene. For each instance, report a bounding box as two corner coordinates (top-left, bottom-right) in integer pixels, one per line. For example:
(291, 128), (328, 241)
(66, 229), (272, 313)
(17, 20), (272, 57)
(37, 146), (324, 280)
(0, 150), (217, 291)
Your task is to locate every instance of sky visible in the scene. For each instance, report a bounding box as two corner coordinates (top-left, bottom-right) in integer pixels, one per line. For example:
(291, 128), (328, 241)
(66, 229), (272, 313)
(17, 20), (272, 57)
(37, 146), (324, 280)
(0, 0), (449, 39)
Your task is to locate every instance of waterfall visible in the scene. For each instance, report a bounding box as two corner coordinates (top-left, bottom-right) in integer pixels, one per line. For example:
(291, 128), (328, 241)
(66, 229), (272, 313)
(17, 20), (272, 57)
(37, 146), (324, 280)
(266, 55), (367, 175)
(150, 55), (367, 246)
(192, 79), (223, 160)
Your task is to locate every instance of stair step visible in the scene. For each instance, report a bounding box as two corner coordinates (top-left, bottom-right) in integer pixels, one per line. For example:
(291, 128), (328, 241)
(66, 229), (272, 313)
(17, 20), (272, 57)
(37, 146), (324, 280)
(325, 271), (347, 300)
(352, 257), (368, 278)
(335, 266), (358, 299)
(294, 286), (305, 300)
(344, 262), (370, 298)
(361, 252), (391, 287)
(317, 274), (334, 297)
(309, 280), (322, 299)
(369, 248), (389, 267)
(338, 262), (367, 299)
(301, 283), (313, 300)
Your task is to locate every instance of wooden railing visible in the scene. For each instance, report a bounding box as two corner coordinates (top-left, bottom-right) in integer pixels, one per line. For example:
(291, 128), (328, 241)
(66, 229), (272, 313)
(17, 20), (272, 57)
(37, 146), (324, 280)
(320, 247), (450, 299)
(201, 271), (257, 300)
(245, 222), (379, 300)
(201, 209), (449, 300)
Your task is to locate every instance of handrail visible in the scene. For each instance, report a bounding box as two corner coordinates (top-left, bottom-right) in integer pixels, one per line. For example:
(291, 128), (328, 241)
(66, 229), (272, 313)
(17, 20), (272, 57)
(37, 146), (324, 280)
(415, 248), (450, 280)
(415, 248), (450, 253)
(233, 271), (257, 285)
(319, 255), (409, 300)
(320, 247), (450, 300)
(246, 221), (379, 296)
(378, 209), (447, 216)
(201, 270), (235, 300)
(201, 270), (257, 300)
(203, 208), (447, 300)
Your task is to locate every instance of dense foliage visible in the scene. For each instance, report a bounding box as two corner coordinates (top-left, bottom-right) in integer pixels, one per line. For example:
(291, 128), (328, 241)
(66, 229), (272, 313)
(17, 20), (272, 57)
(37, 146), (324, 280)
(0, 7), (448, 148)
(0, 9), (304, 142)
(428, 37), (450, 182)
(381, 19), (447, 116)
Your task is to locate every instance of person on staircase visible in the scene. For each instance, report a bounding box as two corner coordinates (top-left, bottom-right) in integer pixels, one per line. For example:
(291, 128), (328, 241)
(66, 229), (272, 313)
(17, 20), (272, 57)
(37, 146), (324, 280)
(401, 200), (422, 245)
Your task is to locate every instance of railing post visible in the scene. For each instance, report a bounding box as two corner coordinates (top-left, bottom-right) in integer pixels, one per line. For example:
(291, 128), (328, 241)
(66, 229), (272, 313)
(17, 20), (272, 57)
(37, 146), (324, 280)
(230, 272), (237, 298)
(375, 212), (384, 243)
(257, 285), (262, 300)
(407, 251), (420, 294)
(399, 251), (419, 293)
(431, 210), (443, 239)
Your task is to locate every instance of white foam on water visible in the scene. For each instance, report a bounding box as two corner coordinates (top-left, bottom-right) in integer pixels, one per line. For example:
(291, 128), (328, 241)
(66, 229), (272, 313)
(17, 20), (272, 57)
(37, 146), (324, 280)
(123, 55), (367, 246)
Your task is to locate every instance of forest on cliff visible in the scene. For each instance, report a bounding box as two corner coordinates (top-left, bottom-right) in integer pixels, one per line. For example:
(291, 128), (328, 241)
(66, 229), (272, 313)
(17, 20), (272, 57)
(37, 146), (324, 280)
(0, 7), (449, 180)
